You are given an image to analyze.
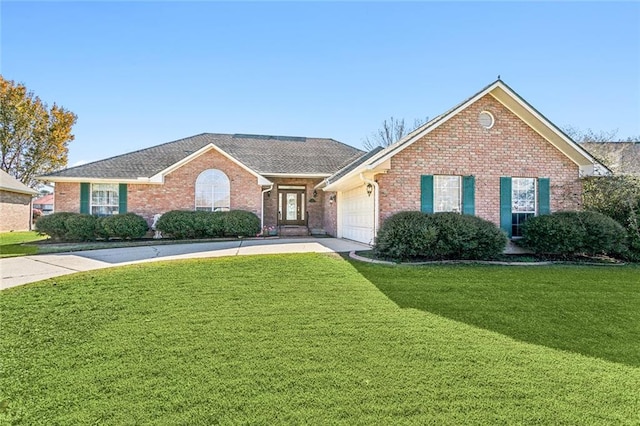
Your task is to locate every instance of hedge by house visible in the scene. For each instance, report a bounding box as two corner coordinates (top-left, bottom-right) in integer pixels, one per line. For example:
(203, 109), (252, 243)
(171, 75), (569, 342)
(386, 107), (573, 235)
(155, 210), (260, 239)
(374, 211), (507, 261)
(36, 212), (148, 241)
(583, 175), (640, 261)
(520, 211), (628, 257)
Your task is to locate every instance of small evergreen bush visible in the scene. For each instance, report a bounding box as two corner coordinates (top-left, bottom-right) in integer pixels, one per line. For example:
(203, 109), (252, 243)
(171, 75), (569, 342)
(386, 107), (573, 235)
(223, 210), (261, 237)
(35, 212), (75, 240)
(155, 210), (259, 239)
(155, 211), (198, 239)
(520, 212), (584, 255)
(374, 212), (437, 260)
(521, 211), (628, 257)
(430, 213), (508, 260)
(101, 213), (149, 240)
(374, 211), (507, 261)
(64, 214), (98, 241)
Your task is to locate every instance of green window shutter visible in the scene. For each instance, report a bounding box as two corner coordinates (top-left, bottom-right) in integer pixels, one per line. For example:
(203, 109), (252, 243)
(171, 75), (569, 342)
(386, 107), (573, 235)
(420, 175), (434, 213)
(80, 183), (90, 214)
(462, 175), (475, 215)
(119, 184), (128, 214)
(500, 177), (512, 238)
(538, 178), (550, 215)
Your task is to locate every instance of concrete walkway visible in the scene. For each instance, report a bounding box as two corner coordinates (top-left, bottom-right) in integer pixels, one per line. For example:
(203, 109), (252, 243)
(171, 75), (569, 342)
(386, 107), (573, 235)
(0, 238), (371, 290)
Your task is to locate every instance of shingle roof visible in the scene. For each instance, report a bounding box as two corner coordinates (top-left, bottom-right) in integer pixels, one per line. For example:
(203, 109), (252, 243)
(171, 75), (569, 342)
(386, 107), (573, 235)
(41, 133), (364, 180)
(325, 146), (384, 185)
(0, 169), (39, 195)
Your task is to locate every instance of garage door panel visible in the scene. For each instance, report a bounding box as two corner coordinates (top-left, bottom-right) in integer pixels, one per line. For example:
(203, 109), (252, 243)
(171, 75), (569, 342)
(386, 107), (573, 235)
(341, 186), (375, 244)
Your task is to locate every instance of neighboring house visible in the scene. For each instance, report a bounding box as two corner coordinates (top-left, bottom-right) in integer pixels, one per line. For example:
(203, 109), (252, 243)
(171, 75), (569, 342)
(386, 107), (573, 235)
(579, 142), (640, 175)
(40, 80), (607, 244)
(33, 193), (54, 215)
(0, 169), (39, 232)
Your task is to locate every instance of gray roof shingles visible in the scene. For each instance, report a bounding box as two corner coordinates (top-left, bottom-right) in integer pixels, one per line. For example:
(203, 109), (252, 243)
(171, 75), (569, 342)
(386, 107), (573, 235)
(42, 133), (365, 180)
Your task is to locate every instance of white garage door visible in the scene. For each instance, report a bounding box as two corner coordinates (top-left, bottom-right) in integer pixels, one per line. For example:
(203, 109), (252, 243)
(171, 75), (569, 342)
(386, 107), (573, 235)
(341, 185), (375, 245)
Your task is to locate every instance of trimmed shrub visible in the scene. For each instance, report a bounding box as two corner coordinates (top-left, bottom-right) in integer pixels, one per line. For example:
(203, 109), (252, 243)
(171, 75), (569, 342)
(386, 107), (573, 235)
(64, 214), (98, 241)
(95, 216), (110, 240)
(520, 212), (584, 255)
(521, 211), (628, 257)
(155, 211), (198, 239)
(222, 210), (261, 237)
(431, 213), (508, 260)
(374, 212), (437, 260)
(35, 212), (75, 240)
(155, 210), (259, 239)
(577, 211), (628, 256)
(201, 211), (225, 237)
(374, 211), (507, 261)
(101, 213), (148, 240)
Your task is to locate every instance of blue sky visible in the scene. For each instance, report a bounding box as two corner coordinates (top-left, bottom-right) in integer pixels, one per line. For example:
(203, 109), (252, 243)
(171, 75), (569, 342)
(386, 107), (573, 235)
(2, 1), (639, 167)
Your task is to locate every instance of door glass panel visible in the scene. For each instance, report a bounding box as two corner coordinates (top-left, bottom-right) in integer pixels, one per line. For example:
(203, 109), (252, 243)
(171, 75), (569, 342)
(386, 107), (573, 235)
(301, 193), (305, 221)
(286, 193), (297, 220)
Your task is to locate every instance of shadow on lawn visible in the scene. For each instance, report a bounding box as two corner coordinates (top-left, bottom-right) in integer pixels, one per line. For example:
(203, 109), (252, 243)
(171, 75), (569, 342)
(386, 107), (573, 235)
(346, 256), (640, 368)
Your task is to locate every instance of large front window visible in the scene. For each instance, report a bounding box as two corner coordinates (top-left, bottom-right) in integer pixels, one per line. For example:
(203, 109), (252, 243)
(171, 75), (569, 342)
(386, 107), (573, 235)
(511, 177), (536, 237)
(434, 175), (461, 213)
(91, 183), (119, 216)
(195, 169), (230, 211)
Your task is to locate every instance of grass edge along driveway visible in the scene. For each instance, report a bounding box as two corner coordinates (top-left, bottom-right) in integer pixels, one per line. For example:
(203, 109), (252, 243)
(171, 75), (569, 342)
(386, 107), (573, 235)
(1, 253), (639, 424)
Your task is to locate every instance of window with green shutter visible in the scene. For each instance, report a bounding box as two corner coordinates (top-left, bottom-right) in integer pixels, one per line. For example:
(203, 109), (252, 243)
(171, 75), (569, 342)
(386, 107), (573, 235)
(420, 175), (434, 213)
(422, 175), (475, 215)
(119, 184), (128, 214)
(462, 176), (475, 215)
(500, 177), (512, 237)
(538, 178), (550, 215)
(80, 183), (90, 214)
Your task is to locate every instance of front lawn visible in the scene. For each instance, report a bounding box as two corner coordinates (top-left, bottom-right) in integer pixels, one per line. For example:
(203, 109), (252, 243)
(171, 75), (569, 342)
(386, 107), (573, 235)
(0, 231), (47, 258)
(349, 261), (640, 367)
(1, 254), (639, 424)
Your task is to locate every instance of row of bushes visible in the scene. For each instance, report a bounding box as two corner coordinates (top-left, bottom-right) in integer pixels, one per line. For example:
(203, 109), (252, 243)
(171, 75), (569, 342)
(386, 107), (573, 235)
(374, 210), (631, 262)
(36, 212), (148, 241)
(374, 212), (507, 261)
(520, 211), (628, 258)
(155, 210), (260, 239)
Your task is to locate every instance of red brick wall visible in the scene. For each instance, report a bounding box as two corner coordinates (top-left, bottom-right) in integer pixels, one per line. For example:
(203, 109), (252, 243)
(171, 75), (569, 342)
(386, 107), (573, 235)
(322, 191), (337, 237)
(54, 182), (80, 213)
(376, 94), (582, 227)
(128, 149), (262, 223)
(0, 190), (33, 232)
(53, 148), (263, 225)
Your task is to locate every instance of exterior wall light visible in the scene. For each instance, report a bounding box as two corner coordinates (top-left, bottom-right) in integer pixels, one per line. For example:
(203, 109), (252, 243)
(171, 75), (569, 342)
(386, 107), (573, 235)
(366, 183), (373, 197)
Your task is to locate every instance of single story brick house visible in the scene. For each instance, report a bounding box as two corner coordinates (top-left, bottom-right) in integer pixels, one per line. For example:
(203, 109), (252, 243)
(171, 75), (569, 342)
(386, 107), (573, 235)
(0, 169), (39, 232)
(40, 80), (607, 244)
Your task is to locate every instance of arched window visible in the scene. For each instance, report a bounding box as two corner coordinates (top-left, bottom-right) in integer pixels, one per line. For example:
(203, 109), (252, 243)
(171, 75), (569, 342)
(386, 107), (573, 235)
(195, 169), (230, 212)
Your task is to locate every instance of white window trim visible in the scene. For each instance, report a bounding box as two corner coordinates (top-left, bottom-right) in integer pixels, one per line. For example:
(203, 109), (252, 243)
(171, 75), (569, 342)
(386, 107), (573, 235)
(91, 183), (119, 216)
(434, 175), (462, 213)
(195, 169), (231, 212)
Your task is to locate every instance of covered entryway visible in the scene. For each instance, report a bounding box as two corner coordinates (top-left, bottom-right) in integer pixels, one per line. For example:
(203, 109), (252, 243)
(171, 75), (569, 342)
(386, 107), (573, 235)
(278, 185), (306, 226)
(339, 185), (375, 245)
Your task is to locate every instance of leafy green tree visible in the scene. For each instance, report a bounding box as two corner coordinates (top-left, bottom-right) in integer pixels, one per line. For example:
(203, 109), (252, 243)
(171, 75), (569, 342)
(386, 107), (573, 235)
(0, 75), (77, 186)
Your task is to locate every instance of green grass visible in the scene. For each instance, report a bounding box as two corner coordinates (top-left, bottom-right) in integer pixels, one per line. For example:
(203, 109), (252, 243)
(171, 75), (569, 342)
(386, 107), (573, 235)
(0, 231), (47, 258)
(350, 261), (640, 367)
(1, 254), (639, 424)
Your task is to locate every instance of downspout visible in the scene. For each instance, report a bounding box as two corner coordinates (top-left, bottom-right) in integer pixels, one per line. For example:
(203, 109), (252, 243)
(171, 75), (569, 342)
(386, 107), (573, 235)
(260, 184), (274, 230)
(359, 173), (379, 238)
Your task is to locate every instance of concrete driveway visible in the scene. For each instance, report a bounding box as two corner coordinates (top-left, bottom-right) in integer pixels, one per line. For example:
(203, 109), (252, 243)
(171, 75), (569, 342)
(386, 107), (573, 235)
(0, 238), (370, 290)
